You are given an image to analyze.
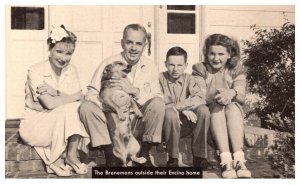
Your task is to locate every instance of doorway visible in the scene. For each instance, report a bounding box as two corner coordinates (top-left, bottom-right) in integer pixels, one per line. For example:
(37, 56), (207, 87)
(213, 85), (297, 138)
(156, 5), (202, 73)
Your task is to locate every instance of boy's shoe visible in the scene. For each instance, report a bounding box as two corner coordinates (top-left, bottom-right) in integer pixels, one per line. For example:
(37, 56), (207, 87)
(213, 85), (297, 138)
(235, 161), (251, 178)
(221, 162), (237, 178)
(193, 157), (209, 169)
(166, 157), (179, 167)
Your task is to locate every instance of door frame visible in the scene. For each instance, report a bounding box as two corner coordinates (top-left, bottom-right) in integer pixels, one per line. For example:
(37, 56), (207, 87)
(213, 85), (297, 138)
(154, 5), (204, 73)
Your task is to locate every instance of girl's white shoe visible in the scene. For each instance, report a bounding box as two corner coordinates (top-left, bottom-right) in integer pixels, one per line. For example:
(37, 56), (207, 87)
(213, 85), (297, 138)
(221, 162), (237, 178)
(235, 161), (252, 178)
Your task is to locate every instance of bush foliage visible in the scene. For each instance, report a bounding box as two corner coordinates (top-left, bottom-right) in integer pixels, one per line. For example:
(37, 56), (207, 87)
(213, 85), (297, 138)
(242, 22), (295, 178)
(243, 22), (295, 131)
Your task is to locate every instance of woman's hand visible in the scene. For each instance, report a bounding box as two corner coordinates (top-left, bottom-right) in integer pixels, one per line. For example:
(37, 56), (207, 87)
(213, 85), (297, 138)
(215, 88), (236, 105)
(37, 82), (58, 96)
(182, 110), (197, 123)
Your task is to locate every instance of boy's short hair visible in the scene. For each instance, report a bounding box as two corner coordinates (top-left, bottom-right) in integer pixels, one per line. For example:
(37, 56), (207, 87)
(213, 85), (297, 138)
(166, 46), (188, 63)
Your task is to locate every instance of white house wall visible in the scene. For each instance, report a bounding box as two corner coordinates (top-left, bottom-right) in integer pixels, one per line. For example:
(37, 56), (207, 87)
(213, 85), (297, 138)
(6, 5), (154, 119)
(6, 5), (295, 119)
(203, 5), (295, 46)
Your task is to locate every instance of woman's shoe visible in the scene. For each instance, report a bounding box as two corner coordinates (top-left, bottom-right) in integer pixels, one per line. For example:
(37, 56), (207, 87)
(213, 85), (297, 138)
(221, 162), (237, 178)
(46, 164), (72, 177)
(65, 161), (88, 175)
(235, 161), (252, 178)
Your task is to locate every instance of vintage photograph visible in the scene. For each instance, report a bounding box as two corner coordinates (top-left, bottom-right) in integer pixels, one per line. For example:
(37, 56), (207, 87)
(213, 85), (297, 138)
(4, 4), (295, 180)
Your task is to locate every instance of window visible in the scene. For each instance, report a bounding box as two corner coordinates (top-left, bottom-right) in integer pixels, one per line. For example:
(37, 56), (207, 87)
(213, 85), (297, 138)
(11, 7), (44, 30)
(167, 5), (195, 11)
(167, 13), (195, 34)
(167, 5), (196, 34)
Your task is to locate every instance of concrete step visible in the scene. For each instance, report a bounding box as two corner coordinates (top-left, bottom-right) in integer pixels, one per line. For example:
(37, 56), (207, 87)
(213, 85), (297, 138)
(5, 119), (279, 178)
(5, 133), (273, 174)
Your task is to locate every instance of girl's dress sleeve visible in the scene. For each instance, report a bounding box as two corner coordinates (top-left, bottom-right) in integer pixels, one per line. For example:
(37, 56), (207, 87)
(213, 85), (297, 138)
(192, 62), (207, 78)
(231, 64), (247, 105)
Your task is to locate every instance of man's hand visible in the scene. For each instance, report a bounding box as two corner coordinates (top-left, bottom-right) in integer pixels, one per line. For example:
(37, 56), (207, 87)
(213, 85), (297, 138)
(109, 78), (139, 97)
(37, 82), (57, 96)
(215, 88), (236, 106)
(182, 110), (197, 123)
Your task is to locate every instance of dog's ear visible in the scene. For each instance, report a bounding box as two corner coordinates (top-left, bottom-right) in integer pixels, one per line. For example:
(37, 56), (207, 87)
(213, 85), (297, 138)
(103, 64), (112, 75)
(102, 64), (113, 81)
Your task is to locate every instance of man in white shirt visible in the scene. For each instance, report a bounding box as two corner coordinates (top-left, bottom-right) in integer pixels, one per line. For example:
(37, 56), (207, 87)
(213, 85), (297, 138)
(79, 24), (165, 166)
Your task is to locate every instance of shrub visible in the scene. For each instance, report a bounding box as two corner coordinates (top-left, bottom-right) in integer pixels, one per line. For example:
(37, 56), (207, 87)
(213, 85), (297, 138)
(243, 22), (294, 131)
(242, 22), (295, 178)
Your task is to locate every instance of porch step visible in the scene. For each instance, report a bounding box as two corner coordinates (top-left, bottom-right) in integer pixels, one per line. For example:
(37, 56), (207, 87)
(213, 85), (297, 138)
(5, 119), (279, 178)
(5, 120), (41, 175)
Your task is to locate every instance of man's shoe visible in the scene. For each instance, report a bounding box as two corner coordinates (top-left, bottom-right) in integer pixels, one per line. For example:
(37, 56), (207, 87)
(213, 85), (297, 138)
(235, 161), (251, 178)
(166, 157), (179, 167)
(102, 145), (121, 167)
(137, 142), (157, 167)
(221, 162), (237, 178)
(135, 155), (156, 167)
(105, 154), (121, 167)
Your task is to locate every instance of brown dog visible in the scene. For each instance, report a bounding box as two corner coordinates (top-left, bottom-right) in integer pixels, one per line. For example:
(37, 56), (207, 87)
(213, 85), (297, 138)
(99, 61), (145, 166)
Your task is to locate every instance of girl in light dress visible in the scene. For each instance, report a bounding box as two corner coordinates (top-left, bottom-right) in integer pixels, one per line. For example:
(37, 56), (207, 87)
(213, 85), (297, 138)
(192, 34), (251, 178)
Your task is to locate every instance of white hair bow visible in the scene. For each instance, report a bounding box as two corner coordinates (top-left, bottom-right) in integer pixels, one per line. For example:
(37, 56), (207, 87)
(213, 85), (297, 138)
(49, 25), (68, 43)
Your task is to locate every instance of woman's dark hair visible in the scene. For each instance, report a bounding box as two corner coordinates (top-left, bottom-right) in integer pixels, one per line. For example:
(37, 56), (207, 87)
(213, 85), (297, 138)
(47, 25), (77, 50)
(203, 33), (240, 69)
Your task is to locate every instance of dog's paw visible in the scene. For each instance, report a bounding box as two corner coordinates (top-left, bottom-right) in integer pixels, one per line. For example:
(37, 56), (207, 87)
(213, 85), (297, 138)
(134, 109), (143, 118)
(118, 114), (126, 121)
(132, 156), (147, 164)
(136, 112), (143, 118)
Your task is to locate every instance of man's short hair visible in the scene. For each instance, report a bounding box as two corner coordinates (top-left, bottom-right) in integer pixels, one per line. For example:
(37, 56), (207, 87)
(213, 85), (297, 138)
(123, 24), (147, 42)
(166, 46), (188, 62)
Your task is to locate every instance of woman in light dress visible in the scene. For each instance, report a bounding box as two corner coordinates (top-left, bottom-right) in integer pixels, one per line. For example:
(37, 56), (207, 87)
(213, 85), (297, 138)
(19, 25), (90, 177)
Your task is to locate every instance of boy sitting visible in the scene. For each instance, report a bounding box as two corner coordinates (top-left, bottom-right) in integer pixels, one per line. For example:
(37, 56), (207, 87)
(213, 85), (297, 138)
(159, 46), (210, 168)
